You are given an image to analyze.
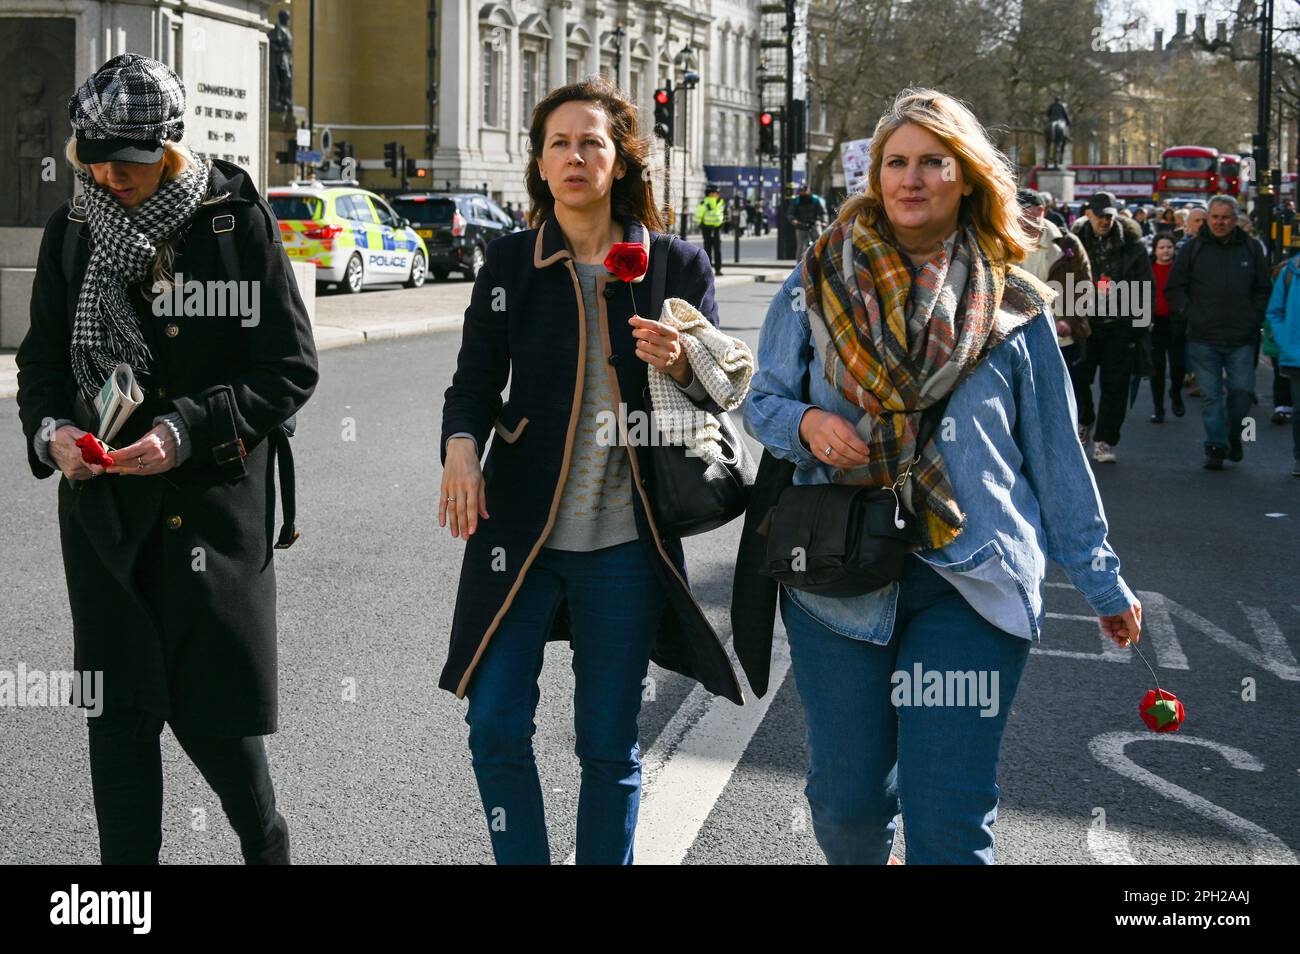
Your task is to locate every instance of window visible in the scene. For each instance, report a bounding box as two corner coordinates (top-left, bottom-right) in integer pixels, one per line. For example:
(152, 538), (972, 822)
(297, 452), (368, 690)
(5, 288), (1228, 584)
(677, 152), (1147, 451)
(718, 110), (727, 157)
(269, 196), (322, 221)
(482, 41), (500, 127)
(372, 198), (398, 227)
(391, 196), (456, 226)
(522, 50), (538, 119)
(630, 69), (641, 105)
(1162, 155), (1215, 172)
(567, 57), (580, 85)
(347, 194), (378, 223)
(733, 115), (741, 161)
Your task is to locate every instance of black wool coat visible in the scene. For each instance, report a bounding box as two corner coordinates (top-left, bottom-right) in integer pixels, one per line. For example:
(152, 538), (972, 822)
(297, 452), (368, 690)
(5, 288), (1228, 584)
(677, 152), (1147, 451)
(439, 213), (745, 705)
(16, 160), (318, 736)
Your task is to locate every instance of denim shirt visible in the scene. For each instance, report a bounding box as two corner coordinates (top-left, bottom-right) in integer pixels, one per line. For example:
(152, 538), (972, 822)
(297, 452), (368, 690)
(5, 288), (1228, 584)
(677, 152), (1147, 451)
(742, 269), (1137, 644)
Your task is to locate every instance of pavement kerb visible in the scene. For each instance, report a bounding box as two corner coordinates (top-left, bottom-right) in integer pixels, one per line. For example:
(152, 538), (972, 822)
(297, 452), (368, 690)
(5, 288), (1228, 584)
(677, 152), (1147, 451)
(0, 270), (791, 399)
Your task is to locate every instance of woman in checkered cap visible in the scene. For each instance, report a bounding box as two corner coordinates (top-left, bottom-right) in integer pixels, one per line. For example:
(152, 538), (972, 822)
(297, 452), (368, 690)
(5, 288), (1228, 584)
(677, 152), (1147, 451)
(15, 54), (318, 864)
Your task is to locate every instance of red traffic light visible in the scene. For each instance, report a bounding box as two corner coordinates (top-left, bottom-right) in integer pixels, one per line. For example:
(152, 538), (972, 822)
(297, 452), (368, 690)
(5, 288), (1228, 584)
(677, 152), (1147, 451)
(655, 89), (671, 105)
(759, 112), (774, 126)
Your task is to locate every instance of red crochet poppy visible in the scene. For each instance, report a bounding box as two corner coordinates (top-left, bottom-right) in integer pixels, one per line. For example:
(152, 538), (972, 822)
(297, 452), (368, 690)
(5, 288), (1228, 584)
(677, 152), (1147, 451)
(75, 433), (115, 468)
(1139, 688), (1185, 733)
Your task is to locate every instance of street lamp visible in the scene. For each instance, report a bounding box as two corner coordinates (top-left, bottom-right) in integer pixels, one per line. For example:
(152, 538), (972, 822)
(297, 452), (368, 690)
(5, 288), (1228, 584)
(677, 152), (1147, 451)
(613, 24), (625, 79)
(756, 62), (767, 237)
(674, 45), (700, 239)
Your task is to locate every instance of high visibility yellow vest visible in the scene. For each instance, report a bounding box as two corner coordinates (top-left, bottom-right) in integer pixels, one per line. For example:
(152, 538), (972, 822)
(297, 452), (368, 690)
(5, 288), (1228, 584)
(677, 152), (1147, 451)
(695, 196), (725, 227)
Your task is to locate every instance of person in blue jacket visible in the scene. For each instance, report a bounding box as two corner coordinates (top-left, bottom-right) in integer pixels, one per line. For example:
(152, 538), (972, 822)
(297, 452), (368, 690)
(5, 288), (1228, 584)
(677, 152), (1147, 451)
(1265, 253), (1300, 476)
(736, 87), (1142, 864)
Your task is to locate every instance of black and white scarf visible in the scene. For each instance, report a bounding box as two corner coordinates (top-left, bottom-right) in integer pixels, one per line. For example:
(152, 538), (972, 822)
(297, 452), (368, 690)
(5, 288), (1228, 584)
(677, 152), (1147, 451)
(70, 159), (211, 401)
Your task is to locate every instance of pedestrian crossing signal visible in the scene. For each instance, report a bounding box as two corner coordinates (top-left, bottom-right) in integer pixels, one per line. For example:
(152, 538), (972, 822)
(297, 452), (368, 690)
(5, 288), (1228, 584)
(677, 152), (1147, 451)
(654, 87), (674, 146)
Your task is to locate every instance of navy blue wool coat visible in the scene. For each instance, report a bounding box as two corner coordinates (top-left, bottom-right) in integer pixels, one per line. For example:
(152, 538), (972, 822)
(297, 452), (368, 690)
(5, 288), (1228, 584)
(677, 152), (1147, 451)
(439, 214), (745, 705)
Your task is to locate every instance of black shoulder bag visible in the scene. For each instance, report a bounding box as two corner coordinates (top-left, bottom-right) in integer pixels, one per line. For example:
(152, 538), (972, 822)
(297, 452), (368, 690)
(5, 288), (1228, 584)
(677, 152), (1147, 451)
(758, 394), (951, 597)
(641, 233), (757, 537)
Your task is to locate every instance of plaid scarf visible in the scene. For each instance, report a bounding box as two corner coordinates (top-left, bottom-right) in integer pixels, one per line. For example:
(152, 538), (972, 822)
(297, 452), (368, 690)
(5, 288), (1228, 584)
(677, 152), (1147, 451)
(799, 213), (1045, 549)
(70, 159), (211, 402)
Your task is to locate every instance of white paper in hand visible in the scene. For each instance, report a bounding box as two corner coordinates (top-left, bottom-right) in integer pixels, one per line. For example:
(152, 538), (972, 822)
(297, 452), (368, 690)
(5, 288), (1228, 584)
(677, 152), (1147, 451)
(94, 363), (143, 445)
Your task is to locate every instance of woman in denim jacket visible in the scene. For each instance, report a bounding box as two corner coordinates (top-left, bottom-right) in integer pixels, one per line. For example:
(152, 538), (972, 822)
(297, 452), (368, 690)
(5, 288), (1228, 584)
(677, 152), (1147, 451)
(739, 89), (1143, 864)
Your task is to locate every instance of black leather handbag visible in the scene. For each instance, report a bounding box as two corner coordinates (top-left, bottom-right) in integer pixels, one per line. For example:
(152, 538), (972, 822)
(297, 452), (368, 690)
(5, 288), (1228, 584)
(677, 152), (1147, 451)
(758, 395), (950, 596)
(641, 233), (756, 538)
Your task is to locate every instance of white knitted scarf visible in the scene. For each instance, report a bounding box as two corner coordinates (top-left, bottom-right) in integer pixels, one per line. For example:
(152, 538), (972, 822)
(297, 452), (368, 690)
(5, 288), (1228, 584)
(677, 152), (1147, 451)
(646, 297), (755, 465)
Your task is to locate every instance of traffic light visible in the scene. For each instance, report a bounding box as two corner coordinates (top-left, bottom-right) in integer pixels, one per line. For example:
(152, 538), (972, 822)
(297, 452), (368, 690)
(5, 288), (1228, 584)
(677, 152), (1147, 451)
(383, 141), (399, 176)
(275, 138), (296, 165)
(653, 86), (674, 145)
(789, 99), (808, 156)
(759, 111), (775, 157)
(405, 157), (427, 179)
(334, 140), (352, 163)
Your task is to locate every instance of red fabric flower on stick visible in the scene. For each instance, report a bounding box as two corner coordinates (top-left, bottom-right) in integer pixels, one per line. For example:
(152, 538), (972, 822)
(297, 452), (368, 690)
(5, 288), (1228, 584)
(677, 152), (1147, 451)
(75, 433), (114, 468)
(1131, 644), (1185, 732)
(604, 241), (649, 317)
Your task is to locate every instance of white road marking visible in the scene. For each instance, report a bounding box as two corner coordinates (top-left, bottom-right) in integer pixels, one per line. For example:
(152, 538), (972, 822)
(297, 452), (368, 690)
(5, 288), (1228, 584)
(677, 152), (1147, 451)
(563, 627), (793, 865)
(1086, 826), (1140, 864)
(1089, 732), (1298, 864)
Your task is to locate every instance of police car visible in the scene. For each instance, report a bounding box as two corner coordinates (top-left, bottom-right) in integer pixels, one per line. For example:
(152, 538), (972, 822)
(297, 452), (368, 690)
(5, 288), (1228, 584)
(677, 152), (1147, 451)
(268, 182), (429, 293)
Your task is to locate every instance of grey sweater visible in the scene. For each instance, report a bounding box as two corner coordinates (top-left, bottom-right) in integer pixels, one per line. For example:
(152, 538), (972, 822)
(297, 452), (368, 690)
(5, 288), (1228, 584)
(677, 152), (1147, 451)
(545, 262), (640, 551)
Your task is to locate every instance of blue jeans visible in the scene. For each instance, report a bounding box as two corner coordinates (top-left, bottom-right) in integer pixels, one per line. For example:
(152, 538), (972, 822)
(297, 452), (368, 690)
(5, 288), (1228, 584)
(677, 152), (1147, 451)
(781, 554), (1031, 864)
(1185, 341), (1257, 452)
(464, 539), (664, 864)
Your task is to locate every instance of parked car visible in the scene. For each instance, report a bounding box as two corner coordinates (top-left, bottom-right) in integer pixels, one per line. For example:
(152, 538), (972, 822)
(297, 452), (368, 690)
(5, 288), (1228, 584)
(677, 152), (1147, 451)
(267, 183), (428, 293)
(389, 192), (518, 281)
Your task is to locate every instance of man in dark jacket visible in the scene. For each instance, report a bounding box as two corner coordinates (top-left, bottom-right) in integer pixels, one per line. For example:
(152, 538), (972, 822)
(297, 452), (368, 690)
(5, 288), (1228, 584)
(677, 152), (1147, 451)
(1069, 190), (1155, 463)
(1165, 195), (1272, 469)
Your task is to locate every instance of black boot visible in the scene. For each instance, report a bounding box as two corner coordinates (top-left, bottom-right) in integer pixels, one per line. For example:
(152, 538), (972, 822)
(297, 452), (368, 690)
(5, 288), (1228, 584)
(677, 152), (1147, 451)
(1171, 391), (1185, 417)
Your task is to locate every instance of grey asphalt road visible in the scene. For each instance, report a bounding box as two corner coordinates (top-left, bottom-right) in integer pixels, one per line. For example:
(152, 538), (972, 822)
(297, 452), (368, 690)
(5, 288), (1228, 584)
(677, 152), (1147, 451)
(2, 276), (1297, 865)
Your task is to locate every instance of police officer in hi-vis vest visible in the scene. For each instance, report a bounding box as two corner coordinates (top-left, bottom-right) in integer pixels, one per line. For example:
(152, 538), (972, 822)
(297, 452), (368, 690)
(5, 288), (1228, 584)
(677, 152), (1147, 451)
(694, 184), (726, 276)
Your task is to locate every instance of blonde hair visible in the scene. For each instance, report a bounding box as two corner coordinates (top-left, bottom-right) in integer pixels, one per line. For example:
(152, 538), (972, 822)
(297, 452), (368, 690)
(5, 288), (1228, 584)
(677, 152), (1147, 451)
(833, 88), (1035, 263)
(63, 137), (200, 288)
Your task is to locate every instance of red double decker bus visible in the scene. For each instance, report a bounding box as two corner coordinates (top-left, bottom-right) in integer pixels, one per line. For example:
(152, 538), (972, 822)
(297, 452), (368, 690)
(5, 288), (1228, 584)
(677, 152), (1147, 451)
(1156, 145), (1220, 202)
(1218, 153), (1245, 197)
(1026, 164), (1157, 203)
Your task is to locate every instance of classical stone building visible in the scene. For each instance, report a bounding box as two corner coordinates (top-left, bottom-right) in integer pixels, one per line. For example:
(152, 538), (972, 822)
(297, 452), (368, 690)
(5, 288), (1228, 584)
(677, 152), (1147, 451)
(0, 0), (275, 348)
(281, 1), (820, 227)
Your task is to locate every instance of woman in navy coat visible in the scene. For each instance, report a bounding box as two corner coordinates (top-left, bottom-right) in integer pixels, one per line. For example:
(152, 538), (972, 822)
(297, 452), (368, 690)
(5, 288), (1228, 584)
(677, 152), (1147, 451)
(438, 78), (744, 864)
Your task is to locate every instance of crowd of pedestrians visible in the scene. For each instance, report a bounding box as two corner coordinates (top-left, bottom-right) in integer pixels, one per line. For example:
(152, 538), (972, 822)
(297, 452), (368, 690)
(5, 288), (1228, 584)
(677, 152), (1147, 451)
(1018, 188), (1298, 475)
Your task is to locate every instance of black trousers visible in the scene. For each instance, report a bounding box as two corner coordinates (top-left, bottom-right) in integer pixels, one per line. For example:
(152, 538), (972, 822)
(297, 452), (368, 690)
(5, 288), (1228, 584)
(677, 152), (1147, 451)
(700, 225), (723, 273)
(1149, 324), (1186, 413)
(1272, 356), (1294, 407)
(1071, 325), (1135, 445)
(87, 708), (290, 864)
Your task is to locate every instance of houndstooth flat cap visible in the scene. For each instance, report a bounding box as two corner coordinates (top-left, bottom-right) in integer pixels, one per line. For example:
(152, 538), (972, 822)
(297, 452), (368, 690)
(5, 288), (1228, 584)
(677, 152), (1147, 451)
(69, 53), (187, 163)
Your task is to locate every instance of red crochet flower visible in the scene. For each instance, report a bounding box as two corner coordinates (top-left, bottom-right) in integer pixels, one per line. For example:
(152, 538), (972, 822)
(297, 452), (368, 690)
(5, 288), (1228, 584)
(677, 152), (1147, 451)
(604, 242), (648, 283)
(75, 433), (115, 468)
(1139, 688), (1185, 733)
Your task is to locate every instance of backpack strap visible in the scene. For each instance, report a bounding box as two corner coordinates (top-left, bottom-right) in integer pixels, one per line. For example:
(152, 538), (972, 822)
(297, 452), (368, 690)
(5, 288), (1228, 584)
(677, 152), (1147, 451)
(649, 232), (674, 320)
(211, 212), (241, 282)
(268, 426), (300, 549)
(61, 198), (87, 286)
